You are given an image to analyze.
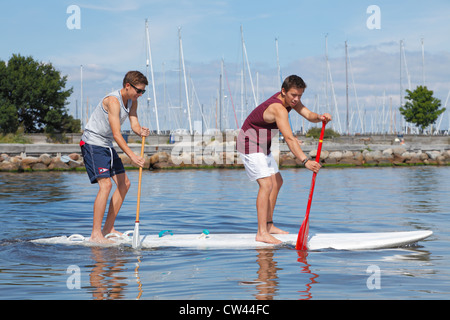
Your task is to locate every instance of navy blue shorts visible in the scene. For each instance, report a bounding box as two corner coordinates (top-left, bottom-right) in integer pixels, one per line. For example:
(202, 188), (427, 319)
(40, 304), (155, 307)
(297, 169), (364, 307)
(80, 141), (125, 184)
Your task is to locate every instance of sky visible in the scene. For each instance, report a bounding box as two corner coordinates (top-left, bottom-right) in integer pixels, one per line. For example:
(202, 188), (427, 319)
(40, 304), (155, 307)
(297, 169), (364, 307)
(1, 0), (450, 133)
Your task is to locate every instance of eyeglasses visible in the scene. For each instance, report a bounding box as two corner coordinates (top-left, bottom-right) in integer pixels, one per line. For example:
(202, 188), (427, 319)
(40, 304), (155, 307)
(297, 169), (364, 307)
(129, 83), (146, 94)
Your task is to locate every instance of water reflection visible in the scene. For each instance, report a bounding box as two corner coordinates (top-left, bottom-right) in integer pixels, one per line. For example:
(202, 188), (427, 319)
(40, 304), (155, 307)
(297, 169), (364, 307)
(237, 248), (319, 300)
(0, 172), (71, 204)
(251, 249), (281, 300)
(296, 251), (319, 300)
(88, 247), (129, 300)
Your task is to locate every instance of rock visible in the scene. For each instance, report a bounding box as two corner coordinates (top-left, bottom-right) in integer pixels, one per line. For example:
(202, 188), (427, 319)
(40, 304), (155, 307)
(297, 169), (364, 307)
(363, 151), (377, 164)
(119, 153), (132, 165)
(392, 146), (407, 156)
(31, 162), (49, 171)
(309, 149), (329, 160)
(405, 155), (423, 164)
(436, 156), (446, 165)
(329, 151), (343, 160)
(150, 152), (169, 165)
(340, 151), (363, 165)
(38, 154), (52, 165)
(48, 158), (69, 170)
(0, 161), (19, 171)
(222, 152), (235, 165)
(419, 152), (429, 161)
(325, 151), (342, 164)
(426, 151), (441, 160)
(21, 156), (39, 166)
(342, 150), (354, 158)
(354, 151), (364, 162)
(401, 152), (414, 160)
(444, 150), (450, 160)
(10, 156), (22, 164)
(69, 153), (80, 161)
(341, 151), (363, 165)
(280, 153), (297, 167)
(202, 153), (220, 166)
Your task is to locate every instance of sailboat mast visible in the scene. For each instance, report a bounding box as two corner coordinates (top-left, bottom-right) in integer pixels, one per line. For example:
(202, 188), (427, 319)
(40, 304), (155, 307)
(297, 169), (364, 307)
(241, 25), (257, 108)
(178, 27), (192, 134)
(421, 38), (425, 86)
(219, 59), (223, 132)
(241, 25), (248, 117)
(275, 38), (282, 89)
(345, 40), (349, 135)
(80, 65), (83, 128)
(145, 19), (160, 134)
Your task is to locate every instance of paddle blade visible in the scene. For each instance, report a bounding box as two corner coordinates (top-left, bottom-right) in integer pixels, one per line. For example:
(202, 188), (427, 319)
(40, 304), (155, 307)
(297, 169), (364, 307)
(132, 222), (141, 249)
(296, 219), (309, 250)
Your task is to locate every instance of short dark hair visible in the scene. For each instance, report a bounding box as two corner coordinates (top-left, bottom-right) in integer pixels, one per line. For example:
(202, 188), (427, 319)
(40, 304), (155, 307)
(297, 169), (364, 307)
(281, 75), (307, 92)
(123, 71), (148, 88)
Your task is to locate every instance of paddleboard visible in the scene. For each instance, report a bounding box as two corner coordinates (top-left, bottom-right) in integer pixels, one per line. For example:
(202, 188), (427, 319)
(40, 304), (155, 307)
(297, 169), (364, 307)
(31, 230), (433, 250)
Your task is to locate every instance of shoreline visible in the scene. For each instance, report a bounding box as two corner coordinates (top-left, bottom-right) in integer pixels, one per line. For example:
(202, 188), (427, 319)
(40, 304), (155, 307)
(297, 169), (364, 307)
(1, 140), (449, 172)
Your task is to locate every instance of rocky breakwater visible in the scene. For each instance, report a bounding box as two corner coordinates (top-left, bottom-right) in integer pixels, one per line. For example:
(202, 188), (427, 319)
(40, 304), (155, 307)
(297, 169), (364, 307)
(278, 146), (450, 167)
(0, 152), (154, 172)
(149, 139), (241, 169)
(0, 153), (84, 171)
(148, 140), (450, 169)
(1, 141), (449, 172)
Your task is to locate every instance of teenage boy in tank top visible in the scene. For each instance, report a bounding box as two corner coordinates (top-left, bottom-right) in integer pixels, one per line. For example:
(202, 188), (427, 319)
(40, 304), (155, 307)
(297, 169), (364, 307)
(237, 75), (332, 244)
(80, 71), (150, 243)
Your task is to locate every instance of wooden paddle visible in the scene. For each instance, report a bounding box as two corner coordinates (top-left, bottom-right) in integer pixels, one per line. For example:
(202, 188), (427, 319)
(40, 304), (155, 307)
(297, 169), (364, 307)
(296, 121), (326, 250)
(132, 136), (146, 249)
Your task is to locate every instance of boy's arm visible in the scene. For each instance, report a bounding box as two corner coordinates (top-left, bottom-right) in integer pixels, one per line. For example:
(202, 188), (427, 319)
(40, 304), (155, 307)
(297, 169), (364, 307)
(105, 97), (145, 167)
(294, 101), (332, 123)
(274, 105), (321, 173)
(129, 100), (150, 137)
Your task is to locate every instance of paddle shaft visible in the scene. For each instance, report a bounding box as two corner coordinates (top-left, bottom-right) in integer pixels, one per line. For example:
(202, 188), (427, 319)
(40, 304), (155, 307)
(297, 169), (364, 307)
(136, 137), (146, 223)
(296, 121), (326, 250)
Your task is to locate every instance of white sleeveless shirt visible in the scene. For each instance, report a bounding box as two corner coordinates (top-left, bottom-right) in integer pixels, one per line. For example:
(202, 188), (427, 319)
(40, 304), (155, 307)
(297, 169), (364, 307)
(82, 90), (131, 147)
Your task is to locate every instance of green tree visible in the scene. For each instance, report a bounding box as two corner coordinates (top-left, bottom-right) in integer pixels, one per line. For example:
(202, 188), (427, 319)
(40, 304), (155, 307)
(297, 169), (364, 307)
(0, 61), (19, 134)
(0, 97), (19, 134)
(306, 127), (340, 139)
(399, 86), (445, 132)
(0, 54), (80, 134)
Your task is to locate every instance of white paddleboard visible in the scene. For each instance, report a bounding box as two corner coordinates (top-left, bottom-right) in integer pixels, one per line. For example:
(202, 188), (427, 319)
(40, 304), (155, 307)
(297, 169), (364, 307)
(31, 230), (432, 250)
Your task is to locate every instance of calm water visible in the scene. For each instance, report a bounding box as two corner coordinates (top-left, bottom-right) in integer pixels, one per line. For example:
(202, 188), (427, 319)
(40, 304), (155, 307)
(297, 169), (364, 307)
(0, 166), (449, 300)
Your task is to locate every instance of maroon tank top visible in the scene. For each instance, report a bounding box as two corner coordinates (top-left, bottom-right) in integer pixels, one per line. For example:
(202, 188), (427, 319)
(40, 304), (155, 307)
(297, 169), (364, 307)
(237, 92), (292, 155)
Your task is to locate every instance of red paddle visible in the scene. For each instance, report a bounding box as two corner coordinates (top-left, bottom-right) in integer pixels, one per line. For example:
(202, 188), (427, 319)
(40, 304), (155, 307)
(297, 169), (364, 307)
(296, 121), (326, 250)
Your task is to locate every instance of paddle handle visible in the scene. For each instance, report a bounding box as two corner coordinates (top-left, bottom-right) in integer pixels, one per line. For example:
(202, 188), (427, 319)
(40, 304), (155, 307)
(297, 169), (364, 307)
(296, 121), (326, 250)
(136, 136), (146, 223)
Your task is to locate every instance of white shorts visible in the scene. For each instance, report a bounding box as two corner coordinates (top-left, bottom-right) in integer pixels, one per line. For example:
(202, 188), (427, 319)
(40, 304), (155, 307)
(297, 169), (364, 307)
(239, 152), (279, 181)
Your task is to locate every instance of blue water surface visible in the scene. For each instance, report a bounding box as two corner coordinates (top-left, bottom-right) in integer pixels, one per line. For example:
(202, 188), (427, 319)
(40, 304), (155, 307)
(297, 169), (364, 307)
(0, 166), (448, 300)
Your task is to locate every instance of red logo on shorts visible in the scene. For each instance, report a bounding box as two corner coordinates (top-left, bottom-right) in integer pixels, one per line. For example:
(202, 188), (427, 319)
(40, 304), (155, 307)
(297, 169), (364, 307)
(99, 168), (109, 174)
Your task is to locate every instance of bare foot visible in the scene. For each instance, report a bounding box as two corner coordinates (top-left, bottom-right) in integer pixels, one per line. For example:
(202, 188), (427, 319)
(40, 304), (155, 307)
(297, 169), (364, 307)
(90, 233), (115, 244)
(267, 222), (289, 234)
(255, 232), (282, 245)
(103, 228), (123, 237)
